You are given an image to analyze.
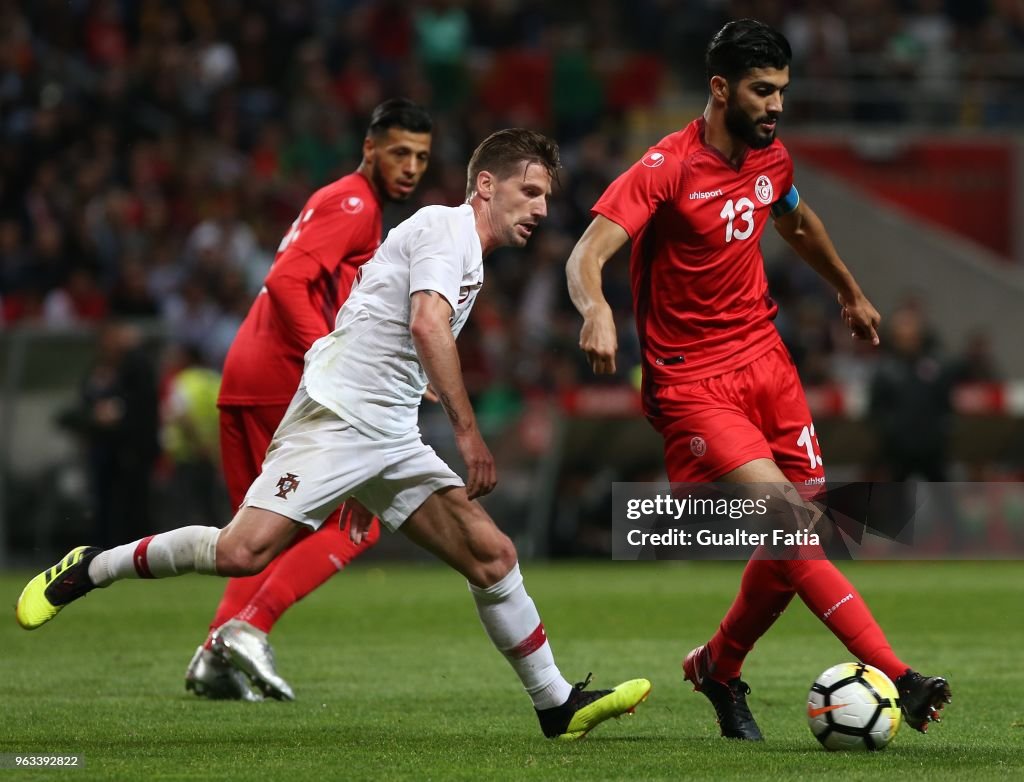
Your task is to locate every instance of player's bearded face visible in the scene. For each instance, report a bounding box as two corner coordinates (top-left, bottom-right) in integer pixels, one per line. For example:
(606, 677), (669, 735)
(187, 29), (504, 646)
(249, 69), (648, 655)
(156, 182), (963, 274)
(724, 92), (777, 150)
(723, 68), (787, 150)
(369, 129), (433, 202)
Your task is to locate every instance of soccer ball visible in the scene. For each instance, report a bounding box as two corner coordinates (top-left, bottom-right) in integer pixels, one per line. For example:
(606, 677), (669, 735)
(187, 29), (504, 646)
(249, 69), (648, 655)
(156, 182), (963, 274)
(807, 663), (902, 751)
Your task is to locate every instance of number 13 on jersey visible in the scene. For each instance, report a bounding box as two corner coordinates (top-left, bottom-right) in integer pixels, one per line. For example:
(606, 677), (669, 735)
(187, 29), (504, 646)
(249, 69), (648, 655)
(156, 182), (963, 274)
(720, 198), (755, 243)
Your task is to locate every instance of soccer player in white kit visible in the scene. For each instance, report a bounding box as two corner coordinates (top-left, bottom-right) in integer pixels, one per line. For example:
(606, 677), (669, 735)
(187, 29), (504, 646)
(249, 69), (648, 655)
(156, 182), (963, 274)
(17, 129), (651, 740)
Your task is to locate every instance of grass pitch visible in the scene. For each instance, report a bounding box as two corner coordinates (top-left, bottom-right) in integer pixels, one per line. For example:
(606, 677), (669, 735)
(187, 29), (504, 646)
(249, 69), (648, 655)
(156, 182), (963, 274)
(2, 561), (1022, 781)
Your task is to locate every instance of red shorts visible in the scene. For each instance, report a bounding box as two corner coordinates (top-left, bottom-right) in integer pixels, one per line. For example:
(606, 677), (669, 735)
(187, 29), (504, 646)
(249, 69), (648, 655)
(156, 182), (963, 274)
(219, 403), (347, 533)
(648, 341), (826, 490)
(219, 403), (290, 510)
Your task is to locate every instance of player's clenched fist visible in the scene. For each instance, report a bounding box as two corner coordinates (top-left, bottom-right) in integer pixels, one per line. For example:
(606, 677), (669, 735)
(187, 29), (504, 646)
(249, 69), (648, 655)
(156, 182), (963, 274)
(580, 305), (619, 375)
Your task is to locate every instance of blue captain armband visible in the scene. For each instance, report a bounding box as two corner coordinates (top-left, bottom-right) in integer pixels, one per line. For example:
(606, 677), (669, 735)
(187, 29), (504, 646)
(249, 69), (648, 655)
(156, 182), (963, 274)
(770, 185), (800, 218)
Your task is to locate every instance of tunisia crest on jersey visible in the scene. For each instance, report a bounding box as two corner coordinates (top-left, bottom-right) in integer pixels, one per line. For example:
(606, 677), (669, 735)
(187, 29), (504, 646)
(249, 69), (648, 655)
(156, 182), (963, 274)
(754, 175), (774, 205)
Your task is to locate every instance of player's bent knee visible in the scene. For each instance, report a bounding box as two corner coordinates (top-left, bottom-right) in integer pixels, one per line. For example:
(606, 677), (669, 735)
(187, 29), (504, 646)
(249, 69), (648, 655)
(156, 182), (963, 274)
(214, 526), (282, 575)
(215, 540), (272, 577)
(215, 506), (297, 576)
(468, 532), (518, 587)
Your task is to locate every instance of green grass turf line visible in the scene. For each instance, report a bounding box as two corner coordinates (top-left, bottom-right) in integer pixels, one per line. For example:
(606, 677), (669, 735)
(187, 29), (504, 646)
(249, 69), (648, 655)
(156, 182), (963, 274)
(2, 561), (1022, 781)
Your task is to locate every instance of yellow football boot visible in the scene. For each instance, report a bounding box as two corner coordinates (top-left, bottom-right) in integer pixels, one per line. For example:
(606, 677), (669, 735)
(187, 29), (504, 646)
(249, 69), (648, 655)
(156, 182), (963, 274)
(15, 546), (100, 630)
(537, 673), (651, 740)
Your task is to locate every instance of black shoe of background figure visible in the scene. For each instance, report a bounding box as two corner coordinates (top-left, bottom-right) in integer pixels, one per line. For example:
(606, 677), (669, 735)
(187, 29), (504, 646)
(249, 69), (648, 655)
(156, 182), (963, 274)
(895, 670), (951, 733)
(683, 645), (763, 740)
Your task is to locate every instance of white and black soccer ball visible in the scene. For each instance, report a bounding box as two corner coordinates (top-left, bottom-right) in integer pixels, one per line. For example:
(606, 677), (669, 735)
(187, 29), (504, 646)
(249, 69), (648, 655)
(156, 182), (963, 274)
(807, 662), (902, 751)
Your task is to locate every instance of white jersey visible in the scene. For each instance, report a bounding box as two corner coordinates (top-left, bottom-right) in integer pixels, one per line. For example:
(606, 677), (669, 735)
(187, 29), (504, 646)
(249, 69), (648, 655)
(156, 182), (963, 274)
(303, 203), (483, 437)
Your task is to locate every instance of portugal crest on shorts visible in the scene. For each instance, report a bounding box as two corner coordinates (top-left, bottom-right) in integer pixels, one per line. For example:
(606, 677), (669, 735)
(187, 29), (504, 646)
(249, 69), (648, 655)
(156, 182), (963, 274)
(754, 174), (774, 205)
(275, 472), (301, 499)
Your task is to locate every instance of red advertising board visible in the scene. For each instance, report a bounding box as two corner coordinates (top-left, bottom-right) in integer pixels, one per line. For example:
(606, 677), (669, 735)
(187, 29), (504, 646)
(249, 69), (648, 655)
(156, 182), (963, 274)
(786, 137), (1015, 260)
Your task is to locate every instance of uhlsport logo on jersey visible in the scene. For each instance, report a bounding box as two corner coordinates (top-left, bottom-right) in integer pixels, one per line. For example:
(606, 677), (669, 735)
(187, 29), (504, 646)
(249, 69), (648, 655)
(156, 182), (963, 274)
(642, 151), (666, 168)
(275, 472), (301, 499)
(754, 174), (774, 204)
(341, 196), (364, 214)
(690, 436), (707, 458)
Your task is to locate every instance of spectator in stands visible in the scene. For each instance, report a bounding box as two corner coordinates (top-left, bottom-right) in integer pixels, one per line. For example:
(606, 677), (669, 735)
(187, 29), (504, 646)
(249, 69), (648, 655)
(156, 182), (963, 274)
(784, 0), (851, 112)
(42, 265), (108, 326)
(950, 328), (1002, 385)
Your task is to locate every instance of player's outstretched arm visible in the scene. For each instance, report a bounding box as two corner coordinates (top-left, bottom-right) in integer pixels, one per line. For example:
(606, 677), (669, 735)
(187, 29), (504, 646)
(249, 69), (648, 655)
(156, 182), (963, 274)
(409, 290), (496, 499)
(773, 200), (881, 345)
(566, 215), (631, 374)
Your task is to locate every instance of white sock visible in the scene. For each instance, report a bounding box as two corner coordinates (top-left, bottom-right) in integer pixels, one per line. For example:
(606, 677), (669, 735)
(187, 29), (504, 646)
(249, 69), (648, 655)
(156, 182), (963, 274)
(88, 526), (221, 587)
(469, 562), (572, 710)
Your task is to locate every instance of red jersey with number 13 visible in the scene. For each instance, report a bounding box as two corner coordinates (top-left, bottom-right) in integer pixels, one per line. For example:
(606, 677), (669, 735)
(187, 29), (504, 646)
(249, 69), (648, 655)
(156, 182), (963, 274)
(593, 117), (793, 393)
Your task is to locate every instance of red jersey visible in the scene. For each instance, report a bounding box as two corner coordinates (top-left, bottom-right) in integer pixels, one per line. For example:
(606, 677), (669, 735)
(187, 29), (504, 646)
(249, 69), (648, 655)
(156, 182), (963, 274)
(218, 172), (382, 406)
(593, 117), (794, 392)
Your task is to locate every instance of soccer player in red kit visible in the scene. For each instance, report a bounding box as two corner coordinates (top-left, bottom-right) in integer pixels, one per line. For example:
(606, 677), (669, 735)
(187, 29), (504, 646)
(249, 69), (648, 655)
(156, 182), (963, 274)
(566, 20), (950, 740)
(185, 99), (433, 701)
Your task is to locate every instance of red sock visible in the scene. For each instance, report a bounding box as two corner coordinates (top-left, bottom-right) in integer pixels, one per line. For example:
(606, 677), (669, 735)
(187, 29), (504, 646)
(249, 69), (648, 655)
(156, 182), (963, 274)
(206, 568), (276, 646)
(234, 519), (382, 633)
(782, 554), (909, 682)
(205, 527), (316, 643)
(707, 551), (795, 681)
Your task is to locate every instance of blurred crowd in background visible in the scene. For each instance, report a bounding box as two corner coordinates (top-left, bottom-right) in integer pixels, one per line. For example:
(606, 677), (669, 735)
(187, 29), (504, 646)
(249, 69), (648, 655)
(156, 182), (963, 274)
(3, 0), (1018, 372)
(0, 1), (1019, 551)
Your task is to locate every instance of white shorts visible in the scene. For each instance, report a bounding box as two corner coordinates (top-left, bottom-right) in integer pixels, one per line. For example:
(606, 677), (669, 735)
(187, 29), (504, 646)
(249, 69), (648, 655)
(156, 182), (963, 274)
(243, 388), (463, 532)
